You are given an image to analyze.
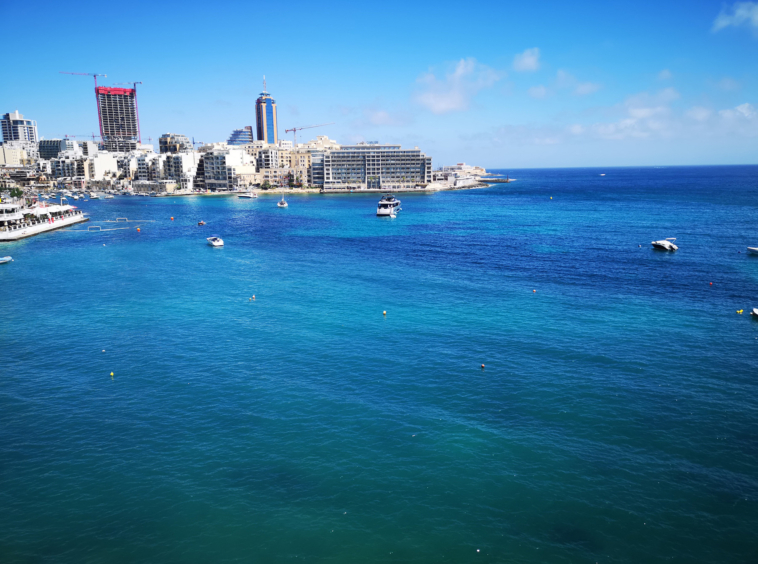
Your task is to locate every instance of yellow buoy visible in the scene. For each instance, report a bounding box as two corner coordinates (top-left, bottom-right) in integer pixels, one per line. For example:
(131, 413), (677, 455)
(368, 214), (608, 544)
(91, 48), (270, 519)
(383, 311), (387, 315)
(550, 197), (553, 199)
(110, 372), (114, 376)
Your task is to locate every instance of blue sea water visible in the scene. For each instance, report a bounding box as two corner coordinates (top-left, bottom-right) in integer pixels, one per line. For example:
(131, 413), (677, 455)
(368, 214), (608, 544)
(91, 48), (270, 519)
(1, 166), (757, 563)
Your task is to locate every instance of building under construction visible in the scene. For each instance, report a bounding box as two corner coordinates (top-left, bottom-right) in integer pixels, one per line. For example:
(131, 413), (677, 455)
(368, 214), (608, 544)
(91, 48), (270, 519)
(96, 86), (140, 152)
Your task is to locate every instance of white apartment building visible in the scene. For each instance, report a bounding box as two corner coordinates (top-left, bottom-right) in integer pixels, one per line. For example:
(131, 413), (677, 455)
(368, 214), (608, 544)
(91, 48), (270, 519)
(322, 142), (432, 190)
(203, 148), (257, 191)
(136, 153), (168, 181)
(88, 153), (119, 181)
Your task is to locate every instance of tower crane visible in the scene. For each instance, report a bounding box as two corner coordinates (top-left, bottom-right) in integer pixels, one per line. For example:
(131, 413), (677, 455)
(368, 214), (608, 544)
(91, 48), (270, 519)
(284, 123), (334, 148)
(59, 72), (108, 141)
(114, 82), (143, 143)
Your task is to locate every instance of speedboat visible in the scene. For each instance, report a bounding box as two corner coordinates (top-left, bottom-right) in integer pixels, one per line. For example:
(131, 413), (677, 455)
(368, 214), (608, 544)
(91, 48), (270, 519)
(198, 221), (206, 226)
(0, 256), (12, 264)
(207, 236), (224, 247)
(377, 194), (401, 216)
(652, 238), (678, 251)
(89, 192), (100, 199)
(277, 195), (288, 208)
(751, 308), (758, 319)
(238, 192), (258, 198)
(747, 247), (758, 255)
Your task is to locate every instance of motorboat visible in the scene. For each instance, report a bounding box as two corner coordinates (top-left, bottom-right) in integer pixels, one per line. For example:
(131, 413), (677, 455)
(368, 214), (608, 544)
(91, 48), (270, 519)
(89, 192), (100, 199)
(277, 195), (288, 208)
(198, 221), (206, 226)
(207, 236), (224, 247)
(652, 238), (678, 251)
(377, 194), (401, 216)
(751, 308), (758, 318)
(0, 256), (12, 264)
(747, 247), (758, 255)
(238, 192), (258, 198)
(104, 194), (114, 199)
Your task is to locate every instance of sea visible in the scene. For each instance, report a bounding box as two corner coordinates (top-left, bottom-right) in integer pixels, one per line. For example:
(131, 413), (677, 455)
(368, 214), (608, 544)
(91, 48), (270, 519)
(1, 166), (757, 563)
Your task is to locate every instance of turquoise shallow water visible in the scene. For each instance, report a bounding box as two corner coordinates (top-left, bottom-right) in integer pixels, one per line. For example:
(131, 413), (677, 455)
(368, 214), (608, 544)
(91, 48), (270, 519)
(1, 166), (758, 563)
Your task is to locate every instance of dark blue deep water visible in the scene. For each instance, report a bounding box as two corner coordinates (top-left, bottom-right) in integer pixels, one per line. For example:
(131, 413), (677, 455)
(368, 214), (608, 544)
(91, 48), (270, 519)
(1, 166), (757, 563)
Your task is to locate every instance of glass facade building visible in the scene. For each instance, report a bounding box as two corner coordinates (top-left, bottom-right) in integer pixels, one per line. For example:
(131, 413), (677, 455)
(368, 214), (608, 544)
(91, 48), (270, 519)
(227, 126), (254, 145)
(255, 91), (278, 145)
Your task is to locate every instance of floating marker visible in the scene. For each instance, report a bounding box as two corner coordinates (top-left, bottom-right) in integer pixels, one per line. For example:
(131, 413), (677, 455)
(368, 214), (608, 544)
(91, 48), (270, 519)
(110, 372), (114, 376)
(533, 289), (536, 293)
(137, 228), (141, 232)
(171, 217), (174, 220)
(383, 310), (386, 315)
(550, 197), (553, 200)
(481, 364), (485, 369)
(710, 282), (713, 285)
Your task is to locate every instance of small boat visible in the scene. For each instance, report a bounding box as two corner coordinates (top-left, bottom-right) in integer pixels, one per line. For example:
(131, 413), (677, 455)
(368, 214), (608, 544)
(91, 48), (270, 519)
(377, 194), (401, 216)
(600, 173), (606, 176)
(277, 195), (288, 208)
(238, 192), (258, 199)
(652, 238), (678, 251)
(0, 256), (12, 264)
(207, 236), (224, 247)
(747, 247), (758, 255)
(751, 308), (758, 319)
(89, 192), (100, 199)
(198, 221), (206, 226)
(104, 194), (114, 199)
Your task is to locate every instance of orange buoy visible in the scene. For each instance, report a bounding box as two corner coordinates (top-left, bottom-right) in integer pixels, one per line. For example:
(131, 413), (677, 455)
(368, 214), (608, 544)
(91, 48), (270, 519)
(171, 217), (174, 220)
(137, 228), (141, 232)
(383, 310), (386, 315)
(710, 282), (713, 285)
(533, 289), (536, 293)
(481, 364), (485, 368)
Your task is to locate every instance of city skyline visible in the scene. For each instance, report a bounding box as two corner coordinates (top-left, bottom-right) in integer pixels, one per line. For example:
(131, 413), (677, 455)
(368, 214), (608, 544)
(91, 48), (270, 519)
(1, 0), (756, 168)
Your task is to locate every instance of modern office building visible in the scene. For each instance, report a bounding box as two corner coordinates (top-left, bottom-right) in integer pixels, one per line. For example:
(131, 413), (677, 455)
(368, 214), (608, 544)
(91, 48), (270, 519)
(255, 78), (278, 145)
(39, 139), (79, 160)
(96, 86), (140, 152)
(1, 110), (38, 144)
(227, 126), (254, 145)
(322, 142), (433, 190)
(159, 133), (193, 154)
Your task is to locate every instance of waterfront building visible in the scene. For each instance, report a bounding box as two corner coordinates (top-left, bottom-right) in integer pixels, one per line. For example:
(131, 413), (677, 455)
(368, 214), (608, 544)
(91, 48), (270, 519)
(277, 139), (293, 150)
(227, 126), (254, 146)
(300, 135), (340, 151)
(96, 86), (139, 152)
(136, 153), (168, 181)
(203, 148), (256, 191)
(38, 139), (77, 160)
(159, 133), (193, 154)
(1, 111), (38, 145)
(255, 79), (278, 145)
(322, 142), (432, 190)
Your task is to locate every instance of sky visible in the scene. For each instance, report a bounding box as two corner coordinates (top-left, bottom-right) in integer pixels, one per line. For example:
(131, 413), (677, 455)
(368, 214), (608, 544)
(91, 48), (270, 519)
(1, 0), (757, 168)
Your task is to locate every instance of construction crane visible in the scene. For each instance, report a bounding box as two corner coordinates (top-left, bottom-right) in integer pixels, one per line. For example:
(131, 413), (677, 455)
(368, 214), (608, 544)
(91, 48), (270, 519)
(60, 72), (108, 142)
(113, 82), (143, 143)
(284, 122), (334, 148)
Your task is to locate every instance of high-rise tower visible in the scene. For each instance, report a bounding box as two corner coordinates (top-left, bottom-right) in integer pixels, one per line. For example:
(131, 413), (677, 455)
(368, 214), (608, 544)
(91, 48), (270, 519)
(255, 76), (278, 145)
(1, 111), (38, 144)
(96, 86), (139, 152)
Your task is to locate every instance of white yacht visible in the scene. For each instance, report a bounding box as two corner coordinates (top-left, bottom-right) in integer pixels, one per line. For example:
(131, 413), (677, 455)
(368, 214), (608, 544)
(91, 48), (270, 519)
(377, 194), (401, 216)
(0, 198), (88, 241)
(0, 256), (12, 264)
(752, 308), (758, 318)
(89, 192), (100, 199)
(652, 238), (678, 251)
(277, 195), (288, 208)
(238, 192), (258, 199)
(104, 194), (114, 199)
(747, 247), (758, 255)
(207, 236), (224, 247)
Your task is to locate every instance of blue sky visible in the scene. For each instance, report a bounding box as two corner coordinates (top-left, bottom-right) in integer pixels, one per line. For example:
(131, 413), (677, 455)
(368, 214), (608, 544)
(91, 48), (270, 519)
(2, 0), (757, 167)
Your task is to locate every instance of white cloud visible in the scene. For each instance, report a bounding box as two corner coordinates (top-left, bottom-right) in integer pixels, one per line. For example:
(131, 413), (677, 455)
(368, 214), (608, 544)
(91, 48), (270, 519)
(415, 58), (501, 114)
(575, 82), (602, 95)
(513, 48), (541, 72)
(686, 106), (712, 121)
(555, 70), (601, 95)
(362, 109), (410, 127)
(528, 85), (548, 99)
(713, 2), (758, 33)
(658, 69), (672, 80)
(717, 77), (741, 91)
(720, 102), (757, 119)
